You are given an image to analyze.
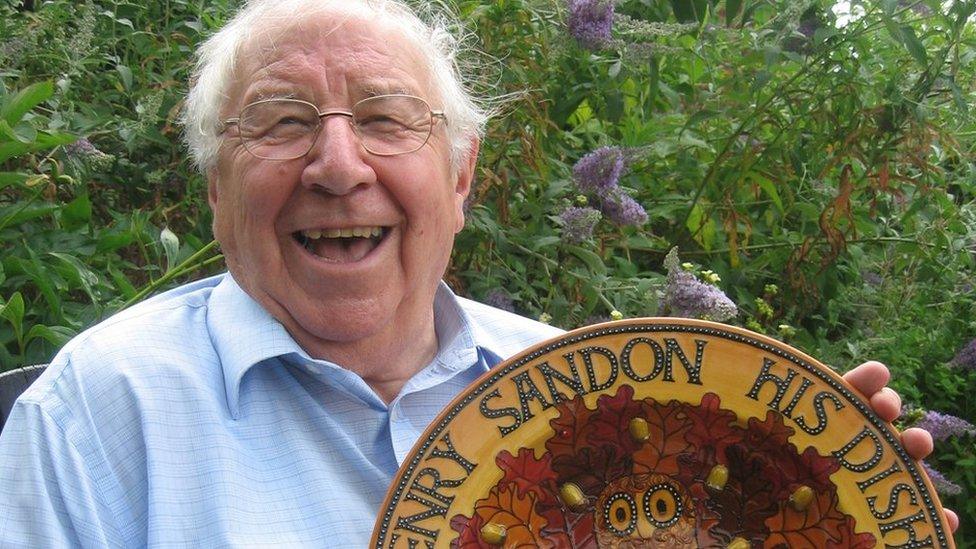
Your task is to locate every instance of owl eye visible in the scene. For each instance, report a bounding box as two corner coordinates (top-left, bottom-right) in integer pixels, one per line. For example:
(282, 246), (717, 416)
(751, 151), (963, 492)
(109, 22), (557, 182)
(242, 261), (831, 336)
(602, 492), (637, 536)
(643, 482), (683, 528)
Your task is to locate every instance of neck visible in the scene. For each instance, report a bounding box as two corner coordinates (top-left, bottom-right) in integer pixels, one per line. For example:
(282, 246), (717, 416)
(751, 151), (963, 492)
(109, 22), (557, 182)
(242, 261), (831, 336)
(290, 313), (439, 404)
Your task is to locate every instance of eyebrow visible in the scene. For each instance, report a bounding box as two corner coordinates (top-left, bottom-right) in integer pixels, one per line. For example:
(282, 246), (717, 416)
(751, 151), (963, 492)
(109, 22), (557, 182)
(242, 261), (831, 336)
(361, 83), (415, 97)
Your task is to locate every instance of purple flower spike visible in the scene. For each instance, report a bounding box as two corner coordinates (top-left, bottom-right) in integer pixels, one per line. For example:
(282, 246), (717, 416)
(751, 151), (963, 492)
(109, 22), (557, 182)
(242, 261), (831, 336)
(483, 289), (515, 313)
(558, 206), (602, 243)
(566, 0), (614, 50)
(952, 338), (976, 370)
(921, 461), (962, 496)
(572, 146), (626, 192)
(661, 248), (737, 321)
(914, 410), (976, 442)
(598, 186), (647, 227)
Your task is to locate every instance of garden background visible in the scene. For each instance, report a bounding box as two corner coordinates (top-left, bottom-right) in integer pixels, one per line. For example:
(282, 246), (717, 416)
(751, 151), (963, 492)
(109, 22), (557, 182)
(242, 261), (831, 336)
(2, 0), (975, 542)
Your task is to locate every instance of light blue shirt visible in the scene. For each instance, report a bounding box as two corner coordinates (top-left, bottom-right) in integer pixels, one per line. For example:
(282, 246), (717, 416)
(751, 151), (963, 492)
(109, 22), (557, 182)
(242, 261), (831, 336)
(0, 274), (561, 547)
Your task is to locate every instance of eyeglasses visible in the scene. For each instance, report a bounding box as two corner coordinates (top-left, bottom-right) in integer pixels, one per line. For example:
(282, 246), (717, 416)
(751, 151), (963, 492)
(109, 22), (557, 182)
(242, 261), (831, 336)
(220, 94), (446, 160)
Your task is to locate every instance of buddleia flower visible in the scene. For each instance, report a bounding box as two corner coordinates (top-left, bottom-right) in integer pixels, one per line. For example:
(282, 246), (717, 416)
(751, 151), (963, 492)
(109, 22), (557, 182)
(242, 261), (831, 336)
(597, 186), (647, 227)
(572, 146), (627, 192)
(921, 461), (962, 496)
(557, 206), (602, 244)
(483, 289), (515, 313)
(64, 138), (115, 171)
(912, 410), (976, 442)
(952, 338), (976, 370)
(661, 248), (737, 321)
(566, 0), (614, 50)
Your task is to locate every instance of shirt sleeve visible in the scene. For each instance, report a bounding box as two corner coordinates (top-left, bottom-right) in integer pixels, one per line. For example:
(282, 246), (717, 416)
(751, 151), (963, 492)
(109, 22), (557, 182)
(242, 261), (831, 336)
(0, 399), (126, 548)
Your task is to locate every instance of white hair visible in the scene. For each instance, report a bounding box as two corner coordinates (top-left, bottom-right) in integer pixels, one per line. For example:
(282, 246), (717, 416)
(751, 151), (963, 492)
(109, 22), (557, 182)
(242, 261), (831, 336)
(182, 0), (487, 173)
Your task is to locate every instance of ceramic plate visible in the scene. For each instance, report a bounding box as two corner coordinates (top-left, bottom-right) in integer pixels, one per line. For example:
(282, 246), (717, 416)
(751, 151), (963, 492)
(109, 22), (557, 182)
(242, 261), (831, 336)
(372, 318), (954, 548)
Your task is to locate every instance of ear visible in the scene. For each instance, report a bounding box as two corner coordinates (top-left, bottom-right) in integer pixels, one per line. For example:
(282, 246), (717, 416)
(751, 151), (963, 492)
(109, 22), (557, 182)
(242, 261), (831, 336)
(207, 167), (220, 211)
(453, 136), (480, 233)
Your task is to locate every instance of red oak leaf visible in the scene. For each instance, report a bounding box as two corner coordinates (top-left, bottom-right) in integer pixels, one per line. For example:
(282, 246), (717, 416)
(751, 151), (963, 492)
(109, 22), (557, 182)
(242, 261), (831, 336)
(683, 393), (740, 463)
(830, 516), (877, 549)
(703, 443), (781, 538)
(496, 448), (559, 506)
(586, 385), (643, 455)
(547, 393), (631, 494)
(450, 510), (487, 549)
(547, 396), (598, 463)
(762, 489), (851, 548)
(539, 508), (596, 548)
(632, 398), (695, 477)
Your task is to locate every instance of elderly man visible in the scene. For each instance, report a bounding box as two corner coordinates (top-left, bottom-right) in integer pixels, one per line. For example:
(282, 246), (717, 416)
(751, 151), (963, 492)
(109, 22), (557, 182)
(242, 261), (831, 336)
(0, 0), (954, 546)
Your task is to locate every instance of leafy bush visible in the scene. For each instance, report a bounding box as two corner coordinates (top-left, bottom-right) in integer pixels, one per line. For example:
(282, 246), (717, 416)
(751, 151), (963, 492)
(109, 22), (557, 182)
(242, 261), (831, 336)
(1, 0), (974, 540)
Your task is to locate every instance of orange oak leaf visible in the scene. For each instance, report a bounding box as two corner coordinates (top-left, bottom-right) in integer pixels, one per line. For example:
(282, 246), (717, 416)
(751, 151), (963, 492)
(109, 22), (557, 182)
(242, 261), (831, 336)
(472, 484), (554, 548)
(632, 398), (695, 477)
(763, 489), (852, 548)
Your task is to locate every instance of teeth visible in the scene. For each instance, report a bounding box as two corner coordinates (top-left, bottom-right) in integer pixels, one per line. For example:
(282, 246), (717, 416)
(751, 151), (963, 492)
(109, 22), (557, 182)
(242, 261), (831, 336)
(301, 227), (383, 240)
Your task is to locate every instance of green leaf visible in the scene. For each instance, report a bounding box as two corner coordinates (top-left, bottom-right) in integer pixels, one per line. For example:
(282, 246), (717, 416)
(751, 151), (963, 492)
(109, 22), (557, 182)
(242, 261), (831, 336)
(530, 236), (561, 250)
(116, 64), (133, 91)
(107, 263), (138, 300)
(0, 131), (75, 163)
(61, 194), (92, 229)
(24, 324), (76, 348)
(0, 172), (29, 191)
(48, 252), (99, 304)
(752, 173), (783, 213)
(898, 25), (928, 66)
(725, 0), (742, 25)
(0, 291), (25, 343)
(0, 203), (59, 230)
(161, 226), (180, 272)
(0, 81), (53, 127)
(566, 245), (607, 275)
(686, 203), (717, 251)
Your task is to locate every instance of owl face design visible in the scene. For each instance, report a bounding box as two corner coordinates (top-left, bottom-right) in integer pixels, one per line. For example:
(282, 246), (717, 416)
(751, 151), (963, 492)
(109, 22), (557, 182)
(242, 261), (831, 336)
(594, 474), (698, 548)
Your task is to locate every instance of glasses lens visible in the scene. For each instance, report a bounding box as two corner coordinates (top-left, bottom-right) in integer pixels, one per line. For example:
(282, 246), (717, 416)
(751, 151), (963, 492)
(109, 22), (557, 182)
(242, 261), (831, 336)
(352, 95), (433, 155)
(239, 100), (320, 160)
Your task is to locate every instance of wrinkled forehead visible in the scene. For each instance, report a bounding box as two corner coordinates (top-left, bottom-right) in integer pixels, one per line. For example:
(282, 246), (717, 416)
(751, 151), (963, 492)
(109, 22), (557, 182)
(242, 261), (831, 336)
(229, 7), (435, 106)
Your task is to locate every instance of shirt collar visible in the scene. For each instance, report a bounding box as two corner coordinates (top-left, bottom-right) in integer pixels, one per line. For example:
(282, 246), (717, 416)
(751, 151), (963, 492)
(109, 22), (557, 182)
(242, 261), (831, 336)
(207, 274), (308, 418)
(207, 275), (495, 417)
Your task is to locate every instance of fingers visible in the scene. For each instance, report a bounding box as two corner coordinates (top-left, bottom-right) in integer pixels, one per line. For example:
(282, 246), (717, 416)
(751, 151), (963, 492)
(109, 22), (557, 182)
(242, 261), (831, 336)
(902, 427), (934, 460)
(869, 387), (902, 423)
(944, 509), (959, 533)
(842, 361), (890, 398)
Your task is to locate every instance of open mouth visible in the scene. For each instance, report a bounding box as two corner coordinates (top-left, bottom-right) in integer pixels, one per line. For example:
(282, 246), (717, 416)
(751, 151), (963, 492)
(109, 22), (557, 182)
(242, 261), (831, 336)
(293, 226), (388, 263)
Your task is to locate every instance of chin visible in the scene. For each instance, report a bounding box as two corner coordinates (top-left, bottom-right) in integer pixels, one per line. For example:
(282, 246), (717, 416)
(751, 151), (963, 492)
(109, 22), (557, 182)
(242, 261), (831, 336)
(286, 293), (397, 345)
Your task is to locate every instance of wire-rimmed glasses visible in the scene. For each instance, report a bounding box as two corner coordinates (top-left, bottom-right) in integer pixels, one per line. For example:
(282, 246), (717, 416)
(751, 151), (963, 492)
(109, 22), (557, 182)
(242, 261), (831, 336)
(220, 94), (446, 160)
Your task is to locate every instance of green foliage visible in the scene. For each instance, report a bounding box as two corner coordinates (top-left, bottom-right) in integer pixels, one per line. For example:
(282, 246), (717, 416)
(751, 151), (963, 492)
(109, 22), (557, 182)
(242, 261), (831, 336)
(2, 0), (975, 539)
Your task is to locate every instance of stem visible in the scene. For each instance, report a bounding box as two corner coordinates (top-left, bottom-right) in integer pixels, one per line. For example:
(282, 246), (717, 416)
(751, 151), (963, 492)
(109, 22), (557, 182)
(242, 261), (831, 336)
(120, 240), (221, 310)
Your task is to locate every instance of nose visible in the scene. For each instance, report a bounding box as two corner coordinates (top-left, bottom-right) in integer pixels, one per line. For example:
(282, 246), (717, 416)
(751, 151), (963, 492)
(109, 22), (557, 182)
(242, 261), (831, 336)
(300, 114), (376, 195)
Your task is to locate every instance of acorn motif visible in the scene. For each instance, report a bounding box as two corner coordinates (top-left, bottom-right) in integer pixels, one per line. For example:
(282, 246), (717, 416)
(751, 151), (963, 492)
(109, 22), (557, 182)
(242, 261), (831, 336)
(628, 417), (650, 442)
(479, 523), (507, 545)
(706, 464), (729, 491)
(790, 485), (814, 511)
(560, 482), (587, 510)
(727, 536), (750, 549)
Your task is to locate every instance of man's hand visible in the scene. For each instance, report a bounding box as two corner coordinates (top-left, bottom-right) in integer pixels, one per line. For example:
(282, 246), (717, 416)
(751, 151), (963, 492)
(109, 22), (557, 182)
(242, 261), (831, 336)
(843, 361), (960, 533)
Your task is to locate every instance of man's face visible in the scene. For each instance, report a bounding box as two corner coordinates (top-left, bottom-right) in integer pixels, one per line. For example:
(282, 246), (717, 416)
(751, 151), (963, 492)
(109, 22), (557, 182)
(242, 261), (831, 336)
(208, 15), (476, 352)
